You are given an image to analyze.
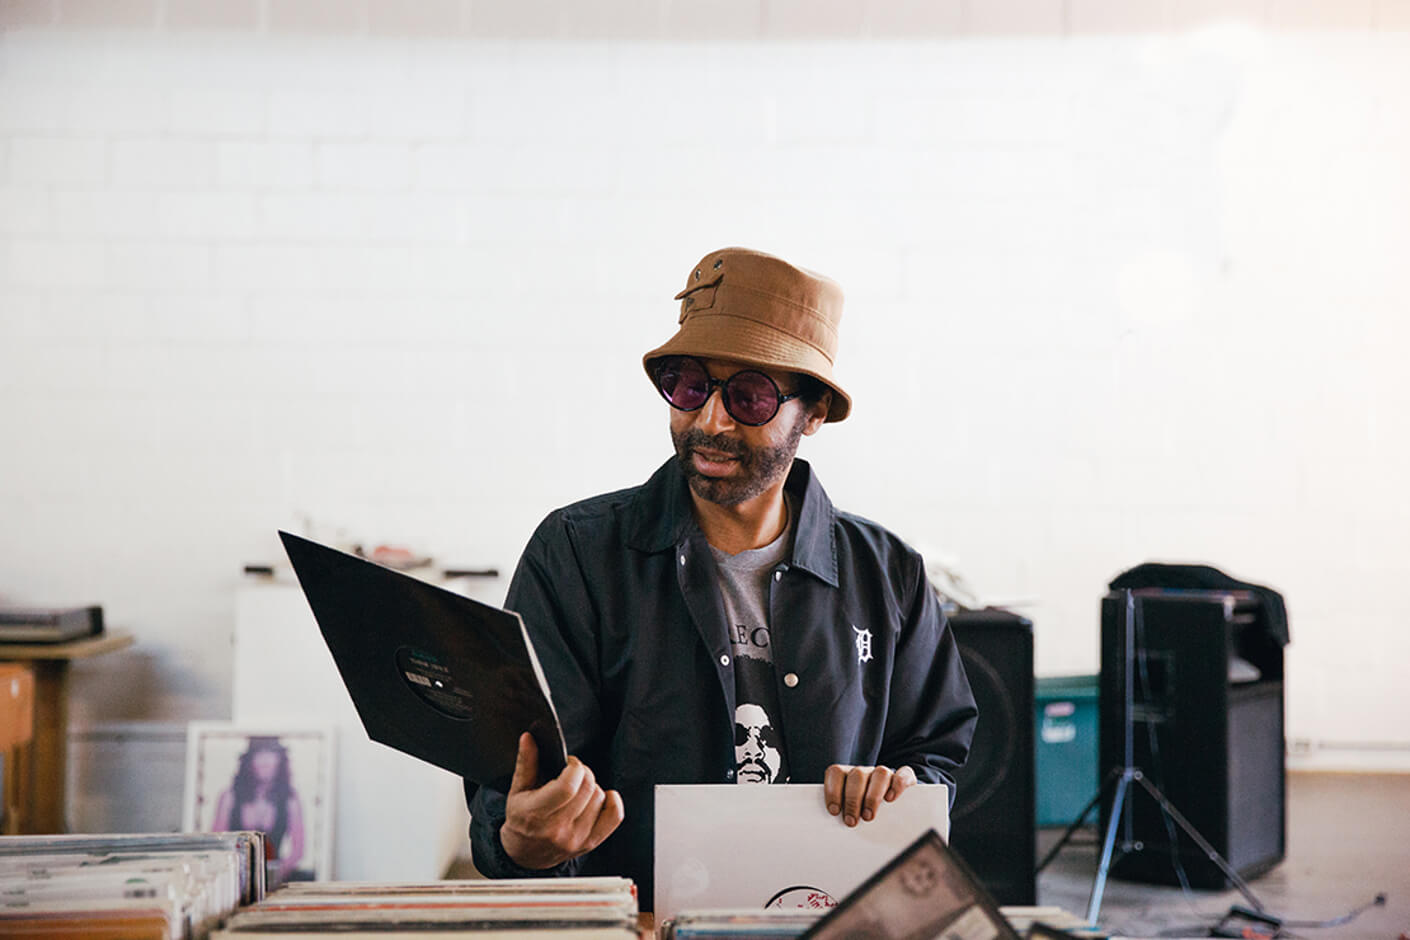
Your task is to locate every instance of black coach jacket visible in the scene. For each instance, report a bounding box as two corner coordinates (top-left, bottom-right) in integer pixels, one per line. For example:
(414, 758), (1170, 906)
(467, 457), (977, 908)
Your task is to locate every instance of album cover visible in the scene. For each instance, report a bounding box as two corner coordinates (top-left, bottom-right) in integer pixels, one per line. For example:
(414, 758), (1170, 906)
(279, 532), (567, 792)
(664, 908), (824, 938)
(0, 832), (266, 939)
(183, 722), (336, 888)
(654, 783), (950, 928)
(0, 910), (172, 940)
(269, 876), (635, 898)
(211, 928), (638, 938)
(800, 829), (1020, 940)
(0, 831), (268, 905)
(214, 876), (639, 937)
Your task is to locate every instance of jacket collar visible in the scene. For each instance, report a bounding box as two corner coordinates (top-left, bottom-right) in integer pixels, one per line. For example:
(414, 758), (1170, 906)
(625, 456), (840, 588)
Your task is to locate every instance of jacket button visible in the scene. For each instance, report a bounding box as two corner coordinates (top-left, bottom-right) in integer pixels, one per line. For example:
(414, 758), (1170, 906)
(783, 672), (799, 688)
(679, 554), (686, 566)
(724, 769), (735, 781)
(773, 570), (782, 582)
(720, 654), (730, 666)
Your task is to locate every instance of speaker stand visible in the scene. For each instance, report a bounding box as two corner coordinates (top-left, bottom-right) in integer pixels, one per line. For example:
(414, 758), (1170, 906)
(1035, 590), (1266, 924)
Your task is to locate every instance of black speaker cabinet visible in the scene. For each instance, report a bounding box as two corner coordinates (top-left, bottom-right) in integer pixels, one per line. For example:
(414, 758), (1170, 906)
(948, 608), (1036, 906)
(1099, 590), (1286, 888)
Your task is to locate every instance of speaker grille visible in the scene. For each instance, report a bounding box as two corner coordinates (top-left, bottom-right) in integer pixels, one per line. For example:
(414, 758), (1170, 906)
(951, 645), (1018, 823)
(948, 609), (1036, 906)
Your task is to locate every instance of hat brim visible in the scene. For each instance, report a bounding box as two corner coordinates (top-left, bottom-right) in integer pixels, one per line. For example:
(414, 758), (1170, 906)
(642, 313), (851, 423)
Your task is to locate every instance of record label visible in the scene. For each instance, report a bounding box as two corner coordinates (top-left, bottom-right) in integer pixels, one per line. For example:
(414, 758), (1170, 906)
(396, 646), (474, 720)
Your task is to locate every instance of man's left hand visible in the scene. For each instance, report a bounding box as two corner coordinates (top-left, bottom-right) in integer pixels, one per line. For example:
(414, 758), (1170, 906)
(823, 764), (917, 827)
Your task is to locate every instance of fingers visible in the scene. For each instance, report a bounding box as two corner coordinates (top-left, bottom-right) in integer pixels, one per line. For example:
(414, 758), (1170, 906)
(501, 753), (624, 871)
(557, 757), (600, 818)
(859, 765), (893, 822)
(582, 789), (625, 854)
(824, 763), (917, 827)
(823, 764), (850, 817)
(886, 765), (918, 802)
(508, 732), (540, 794)
(510, 734), (594, 812)
(841, 765), (868, 827)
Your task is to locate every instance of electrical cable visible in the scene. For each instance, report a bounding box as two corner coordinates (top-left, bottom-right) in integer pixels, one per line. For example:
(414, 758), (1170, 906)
(1207, 894), (1387, 938)
(1276, 892), (1387, 929)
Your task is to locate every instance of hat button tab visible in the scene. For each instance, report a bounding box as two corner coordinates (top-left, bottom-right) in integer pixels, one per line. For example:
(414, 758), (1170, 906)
(713, 258), (723, 269)
(694, 269), (701, 280)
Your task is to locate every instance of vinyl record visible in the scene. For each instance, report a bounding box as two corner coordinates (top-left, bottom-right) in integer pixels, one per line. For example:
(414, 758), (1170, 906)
(279, 532), (567, 792)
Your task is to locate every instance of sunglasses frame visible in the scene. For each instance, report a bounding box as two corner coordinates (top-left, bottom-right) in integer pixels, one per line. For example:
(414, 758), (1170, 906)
(652, 356), (801, 427)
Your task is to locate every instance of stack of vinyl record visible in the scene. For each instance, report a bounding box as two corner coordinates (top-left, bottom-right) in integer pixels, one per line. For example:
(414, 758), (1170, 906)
(0, 831), (267, 939)
(209, 876), (639, 938)
(659, 906), (1106, 940)
(661, 908), (824, 938)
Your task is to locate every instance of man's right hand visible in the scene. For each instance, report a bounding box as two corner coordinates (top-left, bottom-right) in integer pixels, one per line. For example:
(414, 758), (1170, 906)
(500, 732), (625, 871)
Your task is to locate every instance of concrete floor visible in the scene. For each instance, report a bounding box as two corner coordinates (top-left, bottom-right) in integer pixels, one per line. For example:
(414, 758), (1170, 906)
(1036, 771), (1410, 939)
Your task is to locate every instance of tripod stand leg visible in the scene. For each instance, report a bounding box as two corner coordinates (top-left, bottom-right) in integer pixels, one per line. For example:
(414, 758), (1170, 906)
(1087, 769), (1133, 925)
(1037, 766), (1121, 874)
(1132, 773), (1266, 913)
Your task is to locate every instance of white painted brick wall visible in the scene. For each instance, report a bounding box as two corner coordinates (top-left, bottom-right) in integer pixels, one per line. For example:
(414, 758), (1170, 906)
(9, 136), (106, 184)
(65, 88), (171, 136)
(268, 91), (372, 139)
(315, 142), (413, 190)
(217, 140), (315, 188)
(110, 139), (218, 189)
(2, 4), (1409, 780)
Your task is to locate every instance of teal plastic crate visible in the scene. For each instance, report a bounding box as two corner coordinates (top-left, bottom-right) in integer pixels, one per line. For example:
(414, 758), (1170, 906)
(1034, 674), (1099, 827)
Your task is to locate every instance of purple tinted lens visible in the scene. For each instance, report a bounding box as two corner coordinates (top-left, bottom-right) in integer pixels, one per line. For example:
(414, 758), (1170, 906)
(657, 357), (709, 409)
(724, 371), (780, 425)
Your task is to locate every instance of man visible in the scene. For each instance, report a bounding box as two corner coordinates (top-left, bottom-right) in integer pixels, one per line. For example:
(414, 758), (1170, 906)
(467, 247), (977, 907)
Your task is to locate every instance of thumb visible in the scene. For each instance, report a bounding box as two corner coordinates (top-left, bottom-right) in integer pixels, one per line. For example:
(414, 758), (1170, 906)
(509, 732), (540, 794)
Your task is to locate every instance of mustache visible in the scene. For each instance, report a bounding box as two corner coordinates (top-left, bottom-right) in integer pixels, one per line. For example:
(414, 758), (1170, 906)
(678, 429), (748, 458)
(738, 759), (773, 780)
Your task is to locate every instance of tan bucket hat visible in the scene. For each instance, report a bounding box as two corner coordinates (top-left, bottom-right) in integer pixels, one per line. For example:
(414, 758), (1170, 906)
(642, 247), (851, 423)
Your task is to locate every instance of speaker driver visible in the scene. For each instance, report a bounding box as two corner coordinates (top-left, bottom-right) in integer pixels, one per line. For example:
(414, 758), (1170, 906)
(945, 608), (1036, 906)
(951, 646), (1016, 822)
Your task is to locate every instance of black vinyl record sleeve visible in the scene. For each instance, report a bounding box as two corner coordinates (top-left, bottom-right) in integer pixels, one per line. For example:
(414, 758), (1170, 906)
(279, 531), (567, 792)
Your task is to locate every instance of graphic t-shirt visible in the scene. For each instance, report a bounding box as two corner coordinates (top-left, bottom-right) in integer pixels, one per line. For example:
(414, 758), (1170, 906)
(709, 509), (793, 785)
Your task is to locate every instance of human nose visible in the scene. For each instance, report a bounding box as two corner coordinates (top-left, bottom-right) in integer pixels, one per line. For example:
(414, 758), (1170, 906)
(694, 384), (735, 433)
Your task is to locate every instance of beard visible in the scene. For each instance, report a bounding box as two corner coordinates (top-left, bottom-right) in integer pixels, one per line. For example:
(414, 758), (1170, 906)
(671, 413), (808, 507)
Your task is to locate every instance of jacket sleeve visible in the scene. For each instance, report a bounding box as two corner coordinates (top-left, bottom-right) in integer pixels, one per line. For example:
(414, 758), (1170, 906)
(879, 549), (978, 801)
(464, 511), (603, 880)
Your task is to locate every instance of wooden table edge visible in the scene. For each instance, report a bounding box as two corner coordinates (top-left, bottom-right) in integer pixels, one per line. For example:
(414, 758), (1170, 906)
(0, 630), (135, 661)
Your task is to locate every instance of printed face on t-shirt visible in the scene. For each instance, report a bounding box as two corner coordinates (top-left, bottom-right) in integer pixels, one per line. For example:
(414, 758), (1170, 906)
(735, 702), (782, 784)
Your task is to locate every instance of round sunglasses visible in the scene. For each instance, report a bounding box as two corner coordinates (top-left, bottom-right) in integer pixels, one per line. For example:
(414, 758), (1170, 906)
(652, 356), (799, 427)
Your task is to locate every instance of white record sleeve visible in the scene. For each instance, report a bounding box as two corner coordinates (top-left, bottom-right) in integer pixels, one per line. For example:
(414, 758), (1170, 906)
(653, 782), (949, 926)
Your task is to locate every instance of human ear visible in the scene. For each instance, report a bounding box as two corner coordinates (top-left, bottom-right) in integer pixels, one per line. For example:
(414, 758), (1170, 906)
(801, 390), (832, 436)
